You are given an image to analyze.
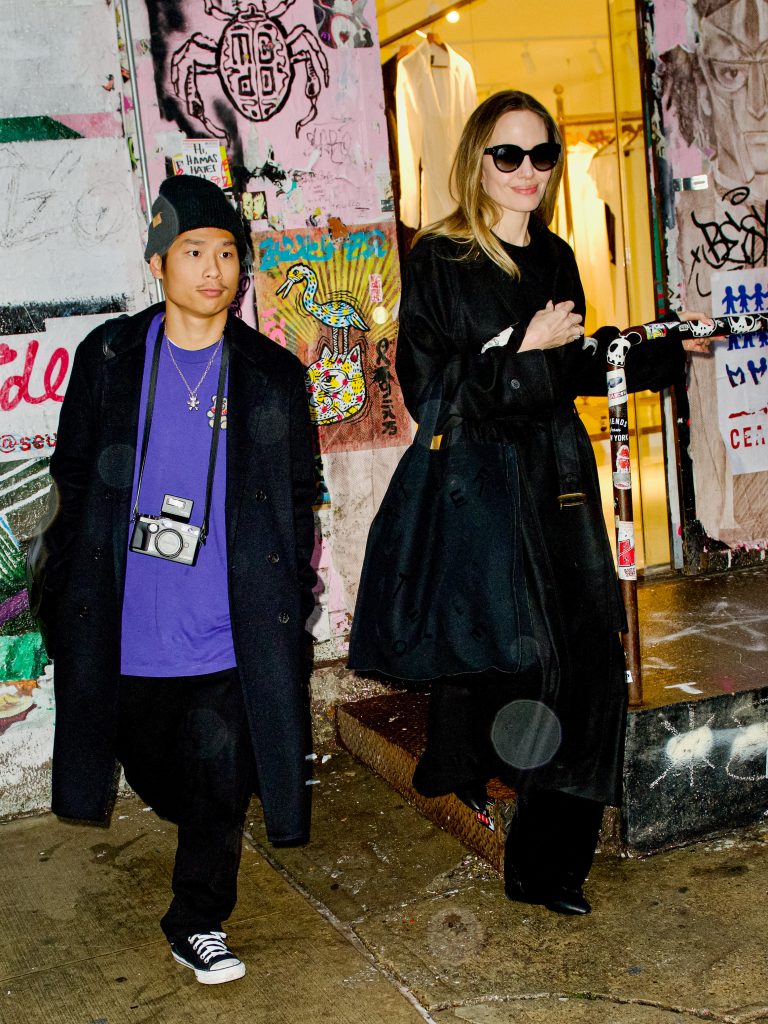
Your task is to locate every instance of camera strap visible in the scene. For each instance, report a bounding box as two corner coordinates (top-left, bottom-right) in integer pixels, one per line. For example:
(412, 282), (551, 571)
(132, 319), (230, 547)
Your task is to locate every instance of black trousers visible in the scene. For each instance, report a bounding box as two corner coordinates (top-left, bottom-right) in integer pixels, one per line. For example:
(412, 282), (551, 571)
(412, 673), (518, 797)
(116, 667), (255, 943)
(413, 673), (605, 888)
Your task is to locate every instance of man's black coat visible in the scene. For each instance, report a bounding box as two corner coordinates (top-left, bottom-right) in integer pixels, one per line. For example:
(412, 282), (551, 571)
(42, 303), (317, 843)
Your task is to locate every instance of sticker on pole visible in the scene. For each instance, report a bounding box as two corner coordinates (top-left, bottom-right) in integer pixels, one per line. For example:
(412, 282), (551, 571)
(617, 520), (636, 580)
(607, 368), (627, 408)
(613, 442), (631, 490)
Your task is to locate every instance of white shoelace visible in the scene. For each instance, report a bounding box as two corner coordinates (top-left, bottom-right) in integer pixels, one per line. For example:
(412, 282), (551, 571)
(189, 931), (230, 963)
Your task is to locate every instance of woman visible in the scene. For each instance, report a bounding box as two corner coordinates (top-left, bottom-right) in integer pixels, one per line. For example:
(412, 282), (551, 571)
(352, 90), (715, 915)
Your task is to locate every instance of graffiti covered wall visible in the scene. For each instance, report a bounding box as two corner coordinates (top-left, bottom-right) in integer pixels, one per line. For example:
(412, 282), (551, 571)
(646, 0), (768, 547)
(127, 0), (409, 645)
(0, 0), (148, 817)
(0, 0), (408, 817)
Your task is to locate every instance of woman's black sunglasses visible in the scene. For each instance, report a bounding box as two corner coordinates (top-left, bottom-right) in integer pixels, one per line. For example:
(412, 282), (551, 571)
(483, 142), (561, 173)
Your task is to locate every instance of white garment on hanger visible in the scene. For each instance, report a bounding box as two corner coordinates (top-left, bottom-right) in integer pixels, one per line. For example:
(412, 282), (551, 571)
(590, 140), (655, 326)
(395, 41), (477, 229)
(554, 141), (615, 331)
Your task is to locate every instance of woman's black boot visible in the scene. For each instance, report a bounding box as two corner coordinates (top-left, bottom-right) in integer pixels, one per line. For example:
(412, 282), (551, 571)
(504, 790), (603, 914)
(452, 781), (489, 812)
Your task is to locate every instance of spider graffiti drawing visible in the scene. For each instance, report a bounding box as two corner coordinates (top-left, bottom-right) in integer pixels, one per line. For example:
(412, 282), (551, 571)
(171, 0), (330, 140)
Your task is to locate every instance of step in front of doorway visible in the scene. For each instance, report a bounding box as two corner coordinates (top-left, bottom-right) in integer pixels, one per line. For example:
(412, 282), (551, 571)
(336, 691), (516, 873)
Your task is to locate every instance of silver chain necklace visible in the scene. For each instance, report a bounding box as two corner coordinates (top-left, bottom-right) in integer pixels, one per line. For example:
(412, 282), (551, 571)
(164, 333), (223, 411)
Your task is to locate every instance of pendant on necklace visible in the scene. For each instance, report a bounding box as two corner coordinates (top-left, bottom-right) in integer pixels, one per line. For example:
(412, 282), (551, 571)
(187, 395), (200, 411)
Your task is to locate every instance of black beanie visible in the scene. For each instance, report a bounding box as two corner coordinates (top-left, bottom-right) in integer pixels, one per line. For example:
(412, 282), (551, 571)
(144, 175), (248, 263)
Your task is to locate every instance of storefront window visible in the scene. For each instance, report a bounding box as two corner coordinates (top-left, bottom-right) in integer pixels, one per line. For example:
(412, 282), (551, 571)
(377, 0), (672, 570)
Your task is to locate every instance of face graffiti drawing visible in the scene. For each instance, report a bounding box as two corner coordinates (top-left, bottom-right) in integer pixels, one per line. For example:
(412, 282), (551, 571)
(698, 0), (768, 190)
(663, 0), (768, 195)
(305, 344), (365, 424)
(171, 0), (330, 139)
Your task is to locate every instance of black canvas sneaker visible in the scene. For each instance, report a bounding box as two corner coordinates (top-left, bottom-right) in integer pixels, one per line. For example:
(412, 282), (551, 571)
(171, 931), (246, 984)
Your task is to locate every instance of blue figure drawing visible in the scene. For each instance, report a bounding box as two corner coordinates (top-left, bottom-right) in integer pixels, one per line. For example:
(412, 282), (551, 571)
(738, 284), (751, 312)
(722, 286), (737, 314)
(750, 282), (767, 311)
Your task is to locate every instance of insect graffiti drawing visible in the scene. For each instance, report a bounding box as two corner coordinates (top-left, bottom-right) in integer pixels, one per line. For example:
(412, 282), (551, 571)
(276, 262), (369, 425)
(171, 0), (330, 139)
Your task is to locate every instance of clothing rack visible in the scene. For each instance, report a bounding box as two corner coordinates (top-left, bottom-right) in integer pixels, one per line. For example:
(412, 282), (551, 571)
(560, 111), (643, 149)
(562, 111), (643, 127)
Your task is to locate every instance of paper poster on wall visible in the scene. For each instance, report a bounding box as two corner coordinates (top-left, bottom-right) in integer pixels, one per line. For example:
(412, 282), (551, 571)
(0, 138), (146, 307)
(0, 0), (123, 120)
(711, 269), (768, 476)
(128, 0), (391, 226)
(253, 221), (409, 453)
(0, 314), (116, 463)
(171, 139), (232, 187)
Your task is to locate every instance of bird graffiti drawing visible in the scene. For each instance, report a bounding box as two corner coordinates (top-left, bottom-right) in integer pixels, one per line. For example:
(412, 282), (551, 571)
(276, 262), (369, 354)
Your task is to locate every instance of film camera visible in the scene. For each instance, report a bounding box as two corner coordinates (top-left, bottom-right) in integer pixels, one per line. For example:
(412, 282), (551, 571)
(130, 494), (201, 566)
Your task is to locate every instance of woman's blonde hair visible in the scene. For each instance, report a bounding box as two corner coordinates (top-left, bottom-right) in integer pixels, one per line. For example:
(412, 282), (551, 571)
(417, 90), (564, 278)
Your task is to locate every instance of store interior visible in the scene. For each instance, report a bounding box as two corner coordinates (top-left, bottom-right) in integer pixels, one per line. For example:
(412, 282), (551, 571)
(375, 0), (673, 571)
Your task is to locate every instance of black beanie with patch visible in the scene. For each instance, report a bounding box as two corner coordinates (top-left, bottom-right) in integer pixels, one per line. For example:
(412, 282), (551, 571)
(144, 175), (248, 263)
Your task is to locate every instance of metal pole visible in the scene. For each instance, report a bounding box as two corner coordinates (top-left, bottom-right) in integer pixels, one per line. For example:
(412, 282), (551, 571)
(607, 343), (642, 705)
(606, 313), (768, 707)
(118, 0), (163, 304)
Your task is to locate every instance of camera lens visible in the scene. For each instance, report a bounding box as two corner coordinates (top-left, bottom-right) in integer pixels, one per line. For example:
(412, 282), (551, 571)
(155, 528), (184, 559)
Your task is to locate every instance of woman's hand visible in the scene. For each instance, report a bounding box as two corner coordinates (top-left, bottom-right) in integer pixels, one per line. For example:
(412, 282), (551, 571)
(518, 300), (584, 352)
(679, 311), (728, 353)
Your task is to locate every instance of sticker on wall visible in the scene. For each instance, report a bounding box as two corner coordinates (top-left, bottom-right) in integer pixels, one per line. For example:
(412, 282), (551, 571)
(242, 191), (268, 222)
(313, 0), (374, 49)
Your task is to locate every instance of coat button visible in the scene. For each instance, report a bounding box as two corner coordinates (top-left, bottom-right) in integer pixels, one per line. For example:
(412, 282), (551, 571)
(78, 605), (89, 619)
(93, 547), (103, 560)
(278, 612), (290, 624)
(509, 378), (521, 390)
(255, 489), (267, 502)
(267, 552), (280, 564)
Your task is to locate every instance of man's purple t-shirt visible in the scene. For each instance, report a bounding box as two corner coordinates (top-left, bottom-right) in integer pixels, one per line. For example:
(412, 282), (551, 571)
(120, 313), (236, 677)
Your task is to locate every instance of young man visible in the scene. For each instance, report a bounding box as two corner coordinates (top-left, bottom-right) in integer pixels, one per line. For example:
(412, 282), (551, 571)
(40, 175), (317, 984)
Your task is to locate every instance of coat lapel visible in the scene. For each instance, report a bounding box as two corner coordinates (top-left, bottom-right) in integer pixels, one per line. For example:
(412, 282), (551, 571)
(225, 318), (268, 549)
(101, 306), (162, 599)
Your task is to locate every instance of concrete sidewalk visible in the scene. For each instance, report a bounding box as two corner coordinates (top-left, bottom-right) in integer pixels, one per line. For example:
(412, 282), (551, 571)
(0, 799), (427, 1024)
(2, 752), (768, 1024)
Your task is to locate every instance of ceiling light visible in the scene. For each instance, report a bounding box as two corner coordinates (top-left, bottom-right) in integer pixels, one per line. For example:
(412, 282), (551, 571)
(446, 9), (460, 22)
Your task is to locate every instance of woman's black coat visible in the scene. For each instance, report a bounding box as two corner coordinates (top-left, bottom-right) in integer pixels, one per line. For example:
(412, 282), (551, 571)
(42, 304), (317, 842)
(389, 225), (686, 804)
